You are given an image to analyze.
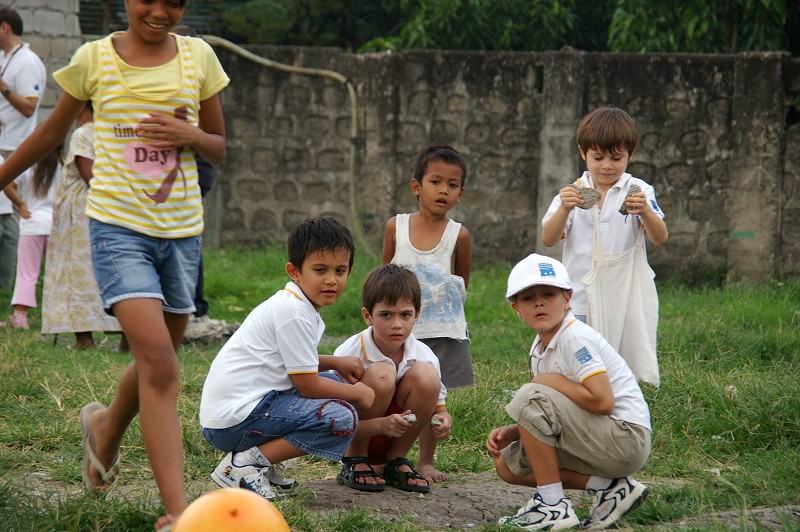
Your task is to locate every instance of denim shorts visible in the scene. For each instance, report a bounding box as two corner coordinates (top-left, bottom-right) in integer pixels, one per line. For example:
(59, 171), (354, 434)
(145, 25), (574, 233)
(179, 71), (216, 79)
(90, 219), (200, 315)
(201, 374), (358, 461)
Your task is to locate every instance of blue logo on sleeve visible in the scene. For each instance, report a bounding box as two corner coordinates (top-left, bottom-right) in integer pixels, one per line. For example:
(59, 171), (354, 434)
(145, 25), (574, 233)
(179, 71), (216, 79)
(574, 347), (593, 365)
(538, 263), (556, 277)
(650, 199), (660, 212)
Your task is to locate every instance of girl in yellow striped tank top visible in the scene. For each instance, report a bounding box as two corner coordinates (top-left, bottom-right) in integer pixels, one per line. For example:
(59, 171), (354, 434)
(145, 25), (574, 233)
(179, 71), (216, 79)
(0, 1), (229, 529)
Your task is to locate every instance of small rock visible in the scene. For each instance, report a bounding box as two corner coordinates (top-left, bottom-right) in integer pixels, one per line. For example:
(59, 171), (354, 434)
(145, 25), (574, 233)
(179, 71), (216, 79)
(402, 413), (417, 424)
(619, 184), (641, 215)
(430, 416), (443, 427)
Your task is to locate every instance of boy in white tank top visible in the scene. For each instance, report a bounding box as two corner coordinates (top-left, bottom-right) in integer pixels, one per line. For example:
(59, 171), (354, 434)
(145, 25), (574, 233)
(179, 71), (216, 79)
(382, 145), (473, 483)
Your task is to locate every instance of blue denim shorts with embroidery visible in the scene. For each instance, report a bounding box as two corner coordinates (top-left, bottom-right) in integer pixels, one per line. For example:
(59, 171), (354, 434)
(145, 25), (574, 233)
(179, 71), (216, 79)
(201, 373), (357, 461)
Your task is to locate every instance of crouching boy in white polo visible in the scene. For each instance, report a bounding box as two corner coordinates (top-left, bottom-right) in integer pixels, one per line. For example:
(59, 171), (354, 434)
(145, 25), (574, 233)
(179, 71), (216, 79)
(486, 253), (651, 530)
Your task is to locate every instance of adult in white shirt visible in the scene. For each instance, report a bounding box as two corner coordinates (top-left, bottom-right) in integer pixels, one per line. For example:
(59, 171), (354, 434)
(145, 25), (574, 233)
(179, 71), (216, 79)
(0, 6), (45, 290)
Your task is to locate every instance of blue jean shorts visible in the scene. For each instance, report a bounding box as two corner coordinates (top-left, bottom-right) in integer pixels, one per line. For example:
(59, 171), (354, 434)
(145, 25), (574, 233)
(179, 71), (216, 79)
(90, 219), (200, 315)
(201, 374), (358, 461)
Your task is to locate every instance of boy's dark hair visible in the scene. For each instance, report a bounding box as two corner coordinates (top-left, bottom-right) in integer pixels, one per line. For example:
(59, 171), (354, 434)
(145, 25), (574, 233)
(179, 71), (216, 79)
(0, 7), (23, 35)
(287, 216), (355, 271)
(412, 145), (467, 187)
(362, 264), (421, 314)
(577, 107), (638, 156)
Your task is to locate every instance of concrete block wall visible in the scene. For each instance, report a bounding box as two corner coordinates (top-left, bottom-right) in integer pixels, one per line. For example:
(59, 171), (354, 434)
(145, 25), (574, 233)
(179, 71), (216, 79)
(212, 45), (800, 280)
(10, 0), (81, 120)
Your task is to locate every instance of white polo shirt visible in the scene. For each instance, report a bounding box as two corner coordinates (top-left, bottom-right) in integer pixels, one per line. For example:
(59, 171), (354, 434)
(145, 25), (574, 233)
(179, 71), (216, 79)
(199, 281), (324, 429)
(334, 326), (447, 406)
(530, 313), (651, 430)
(542, 171), (664, 316)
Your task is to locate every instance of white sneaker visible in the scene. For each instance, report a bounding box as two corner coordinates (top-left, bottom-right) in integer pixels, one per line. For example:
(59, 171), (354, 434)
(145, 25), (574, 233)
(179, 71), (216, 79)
(210, 452), (277, 501)
(268, 460), (299, 495)
(582, 477), (649, 530)
(499, 492), (580, 530)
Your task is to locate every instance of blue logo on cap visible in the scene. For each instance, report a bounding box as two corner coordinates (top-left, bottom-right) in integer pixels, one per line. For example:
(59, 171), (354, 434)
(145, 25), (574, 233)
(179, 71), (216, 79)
(538, 263), (556, 278)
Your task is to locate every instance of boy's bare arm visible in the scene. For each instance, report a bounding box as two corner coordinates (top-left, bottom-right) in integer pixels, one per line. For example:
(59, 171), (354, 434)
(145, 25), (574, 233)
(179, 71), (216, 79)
(453, 226), (471, 288)
(636, 198), (669, 246)
(290, 372), (375, 410)
(541, 186), (582, 246)
(532, 372), (615, 415)
(381, 216), (397, 264)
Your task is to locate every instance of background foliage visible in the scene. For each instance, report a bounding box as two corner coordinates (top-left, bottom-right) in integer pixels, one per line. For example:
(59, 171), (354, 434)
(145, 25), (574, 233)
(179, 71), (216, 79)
(81, 0), (799, 55)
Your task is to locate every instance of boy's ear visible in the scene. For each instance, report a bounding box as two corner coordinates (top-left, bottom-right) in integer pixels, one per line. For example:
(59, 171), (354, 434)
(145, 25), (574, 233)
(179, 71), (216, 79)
(361, 307), (373, 325)
(578, 145), (587, 161)
(628, 148), (635, 161)
(285, 261), (301, 282)
(410, 178), (421, 197)
(510, 301), (522, 317)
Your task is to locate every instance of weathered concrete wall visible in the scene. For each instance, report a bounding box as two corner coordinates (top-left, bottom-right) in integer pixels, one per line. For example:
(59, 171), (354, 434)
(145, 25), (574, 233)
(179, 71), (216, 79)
(210, 45), (800, 281)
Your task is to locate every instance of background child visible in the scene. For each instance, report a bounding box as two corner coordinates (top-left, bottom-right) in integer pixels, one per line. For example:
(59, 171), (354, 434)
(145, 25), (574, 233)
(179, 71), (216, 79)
(487, 253), (651, 531)
(382, 144), (472, 483)
(333, 264), (452, 494)
(540, 107), (668, 387)
(41, 101), (121, 350)
(5, 142), (61, 329)
(0, 1), (229, 528)
(200, 217), (375, 501)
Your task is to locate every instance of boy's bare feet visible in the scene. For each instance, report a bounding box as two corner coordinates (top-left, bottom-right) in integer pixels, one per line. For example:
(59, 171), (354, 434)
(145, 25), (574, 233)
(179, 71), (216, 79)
(418, 462), (448, 483)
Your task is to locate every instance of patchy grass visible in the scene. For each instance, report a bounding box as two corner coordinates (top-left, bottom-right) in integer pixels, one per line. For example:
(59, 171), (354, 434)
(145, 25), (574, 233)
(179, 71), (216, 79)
(0, 246), (798, 530)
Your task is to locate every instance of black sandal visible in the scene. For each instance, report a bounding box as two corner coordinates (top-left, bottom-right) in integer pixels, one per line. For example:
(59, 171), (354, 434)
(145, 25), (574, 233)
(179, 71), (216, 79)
(383, 457), (430, 493)
(337, 456), (386, 492)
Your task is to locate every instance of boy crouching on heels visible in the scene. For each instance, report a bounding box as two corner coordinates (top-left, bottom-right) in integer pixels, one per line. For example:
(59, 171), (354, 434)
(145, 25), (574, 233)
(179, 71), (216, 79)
(487, 254), (651, 530)
(333, 264), (452, 493)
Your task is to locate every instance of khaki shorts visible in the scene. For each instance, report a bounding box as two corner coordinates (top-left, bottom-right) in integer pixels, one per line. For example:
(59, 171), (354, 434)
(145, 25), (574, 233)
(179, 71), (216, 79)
(501, 383), (650, 479)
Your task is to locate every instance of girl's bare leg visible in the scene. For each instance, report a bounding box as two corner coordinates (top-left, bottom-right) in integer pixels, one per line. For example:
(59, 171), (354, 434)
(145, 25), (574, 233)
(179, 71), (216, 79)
(90, 298), (189, 518)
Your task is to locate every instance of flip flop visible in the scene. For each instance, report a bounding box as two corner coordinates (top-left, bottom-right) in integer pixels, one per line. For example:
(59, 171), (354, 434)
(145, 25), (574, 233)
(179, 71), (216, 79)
(80, 402), (120, 495)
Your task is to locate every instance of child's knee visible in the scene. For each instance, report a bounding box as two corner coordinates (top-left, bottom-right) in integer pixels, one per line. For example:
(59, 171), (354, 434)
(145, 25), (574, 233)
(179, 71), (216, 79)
(404, 362), (440, 395)
(363, 362), (397, 395)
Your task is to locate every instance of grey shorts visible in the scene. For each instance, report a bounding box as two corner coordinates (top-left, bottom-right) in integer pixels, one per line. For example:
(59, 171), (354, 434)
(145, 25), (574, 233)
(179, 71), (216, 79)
(502, 383), (650, 479)
(420, 336), (474, 389)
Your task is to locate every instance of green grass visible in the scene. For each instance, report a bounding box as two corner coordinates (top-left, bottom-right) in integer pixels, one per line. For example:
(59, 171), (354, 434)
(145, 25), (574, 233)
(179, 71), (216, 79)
(0, 246), (799, 530)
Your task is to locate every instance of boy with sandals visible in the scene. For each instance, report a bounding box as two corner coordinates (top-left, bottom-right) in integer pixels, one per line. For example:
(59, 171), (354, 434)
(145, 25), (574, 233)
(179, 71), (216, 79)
(487, 254), (651, 530)
(333, 264), (451, 493)
(199, 217), (375, 501)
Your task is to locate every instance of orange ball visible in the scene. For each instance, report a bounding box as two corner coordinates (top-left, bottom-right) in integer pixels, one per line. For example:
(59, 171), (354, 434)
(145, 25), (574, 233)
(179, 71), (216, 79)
(173, 488), (290, 532)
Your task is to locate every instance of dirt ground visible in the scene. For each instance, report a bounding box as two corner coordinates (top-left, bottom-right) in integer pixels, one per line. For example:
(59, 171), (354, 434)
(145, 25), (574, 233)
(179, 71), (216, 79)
(23, 470), (800, 530)
(297, 471), (800, 530)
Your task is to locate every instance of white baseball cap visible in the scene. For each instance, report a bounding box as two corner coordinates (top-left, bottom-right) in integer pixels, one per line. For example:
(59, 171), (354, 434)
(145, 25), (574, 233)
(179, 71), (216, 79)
(506, 253), (572, 299)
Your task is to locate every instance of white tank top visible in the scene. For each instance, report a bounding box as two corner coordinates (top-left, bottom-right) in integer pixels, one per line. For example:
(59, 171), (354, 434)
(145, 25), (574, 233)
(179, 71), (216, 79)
(391, 213), (468, 340)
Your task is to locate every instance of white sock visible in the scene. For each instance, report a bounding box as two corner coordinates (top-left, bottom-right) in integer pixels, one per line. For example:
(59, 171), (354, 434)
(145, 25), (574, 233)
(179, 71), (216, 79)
(537, 482), (565, 505)
(587, 475), (613, 493)
(232, 446), (271, 467)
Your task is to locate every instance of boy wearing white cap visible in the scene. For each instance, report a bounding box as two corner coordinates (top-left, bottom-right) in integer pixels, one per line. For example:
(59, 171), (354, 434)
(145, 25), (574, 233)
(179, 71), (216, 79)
(486, 253), (651, 530)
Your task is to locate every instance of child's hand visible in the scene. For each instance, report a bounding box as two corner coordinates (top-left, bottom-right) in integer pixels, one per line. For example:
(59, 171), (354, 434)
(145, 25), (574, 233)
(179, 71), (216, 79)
(351, 381), (375, 410)
(383, 410), (415, 438)
(430, 412), (452, 440)
(17, 202), (31, 219)
(623, 191), (650, 216)
(558, 185), (584, 211)
(136, 109), (200, 149)
(335, 356), (365, 383)
(486, 424), (518, 458)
